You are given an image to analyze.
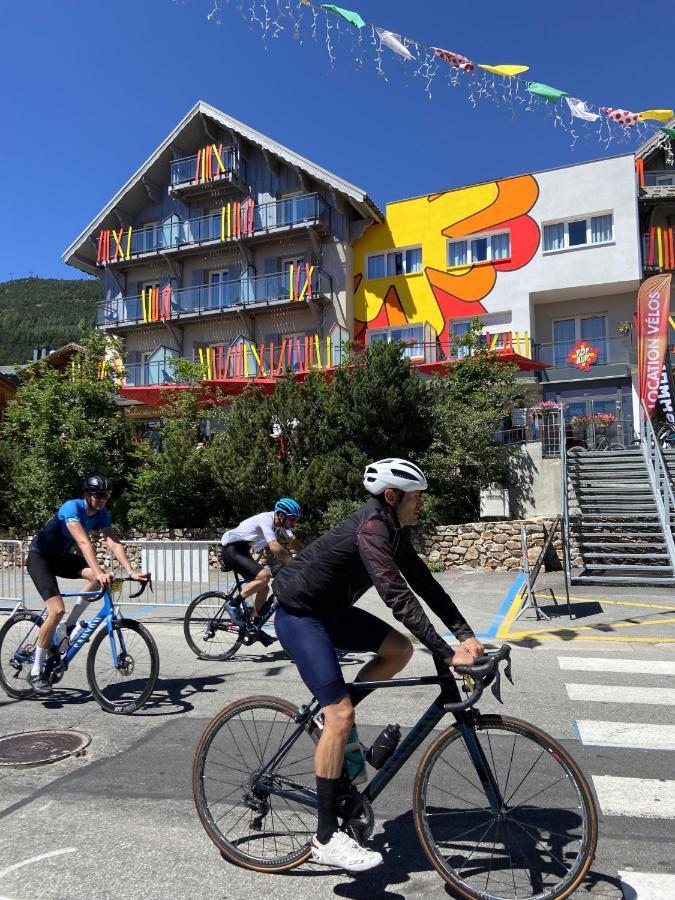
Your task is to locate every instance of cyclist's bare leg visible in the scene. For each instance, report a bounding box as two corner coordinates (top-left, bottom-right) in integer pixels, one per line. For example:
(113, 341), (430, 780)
(240, 568), (270, 614)
(316, 695), (354, 778)
(36, 594), (65, 650)
(355, 629), (413, 683)
(64, 574), (100, 628)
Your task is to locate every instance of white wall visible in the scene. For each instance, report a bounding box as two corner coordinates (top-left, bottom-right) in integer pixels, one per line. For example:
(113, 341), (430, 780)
(477, 154), (642, 339)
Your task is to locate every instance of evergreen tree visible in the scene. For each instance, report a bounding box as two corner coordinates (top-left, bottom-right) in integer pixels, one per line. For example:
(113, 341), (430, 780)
(422, 322), (522, 523)
(2, 332), (129, 530)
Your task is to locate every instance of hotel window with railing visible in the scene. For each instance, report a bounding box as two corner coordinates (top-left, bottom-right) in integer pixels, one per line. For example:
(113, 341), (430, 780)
(552, 315), (608, 367)
(542, 213), (613, 253)
(366, 324), (426, 360)
(366, 246), (422, 279)
(447, 230), (510, 268)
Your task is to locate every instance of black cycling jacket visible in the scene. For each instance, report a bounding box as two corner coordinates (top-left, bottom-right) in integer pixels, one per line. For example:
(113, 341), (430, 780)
(273, 498), (474, 660)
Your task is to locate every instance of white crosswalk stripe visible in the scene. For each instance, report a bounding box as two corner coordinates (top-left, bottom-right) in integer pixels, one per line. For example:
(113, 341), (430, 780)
(566, 683), (675, 705)
(560, 656), (675, 676)
(618, 870), (675, 898)
(559, 654), (675, 894)
(575, 719), (675, 750)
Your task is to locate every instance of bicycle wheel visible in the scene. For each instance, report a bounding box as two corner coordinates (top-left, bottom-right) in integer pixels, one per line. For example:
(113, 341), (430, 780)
(193, 696), (319, 872)
(86, 619), (159, 714)
(413, 715), (597, 900)
(184, 591), (243, 661)
(0, 612), (42, 699)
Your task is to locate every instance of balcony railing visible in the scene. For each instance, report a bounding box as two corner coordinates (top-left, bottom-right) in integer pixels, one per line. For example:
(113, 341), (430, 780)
(96, 268), (333, 327)
(170, 146), (246, 187)
(96, 193), (330, 264)
(642, 170), (675, 188)
(534, 335), (631, 370)
(643, 229), (675, 271)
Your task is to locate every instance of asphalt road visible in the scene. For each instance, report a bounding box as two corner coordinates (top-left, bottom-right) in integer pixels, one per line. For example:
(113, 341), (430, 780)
(2, 576), (675, 899)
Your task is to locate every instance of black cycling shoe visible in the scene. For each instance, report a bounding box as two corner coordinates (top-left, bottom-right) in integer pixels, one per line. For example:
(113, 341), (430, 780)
(27, 673), (53, 696)
(257, 631), (278, 648)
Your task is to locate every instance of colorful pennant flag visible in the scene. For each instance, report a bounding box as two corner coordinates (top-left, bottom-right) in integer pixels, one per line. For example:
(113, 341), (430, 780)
(527, 82), (567, 102)
(478, 64), (529, 78)
(431, 47), (474, 72)
(377, 29), (414, 60)
(602, 107), (640, 127)
(661, 127), (675, 139)
(638, 109), (675, 123)
(320, 4), (365, 28)
(565, 97), (600, 122)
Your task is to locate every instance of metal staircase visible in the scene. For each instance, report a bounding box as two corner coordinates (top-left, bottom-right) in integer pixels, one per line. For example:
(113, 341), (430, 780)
(561, 413), (675, 586)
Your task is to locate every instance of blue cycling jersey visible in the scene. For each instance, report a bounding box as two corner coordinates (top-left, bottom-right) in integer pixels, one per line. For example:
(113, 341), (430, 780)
(31, 499), (112, 558)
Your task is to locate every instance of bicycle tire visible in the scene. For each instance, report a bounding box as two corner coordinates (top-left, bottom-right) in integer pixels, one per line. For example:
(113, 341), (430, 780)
(86, 619), (159, 714)
(413, 714), (597, 900)
(193, 696), (319, 872)
(184, 591), (243, 661)
(0, 612), (42, 699)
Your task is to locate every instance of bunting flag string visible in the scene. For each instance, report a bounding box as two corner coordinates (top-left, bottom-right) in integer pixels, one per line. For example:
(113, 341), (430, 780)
(190, 0), (674, 150)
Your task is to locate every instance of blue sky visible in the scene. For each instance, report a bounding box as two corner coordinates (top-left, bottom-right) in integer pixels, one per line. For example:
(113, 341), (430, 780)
(1, 0), (672, 280)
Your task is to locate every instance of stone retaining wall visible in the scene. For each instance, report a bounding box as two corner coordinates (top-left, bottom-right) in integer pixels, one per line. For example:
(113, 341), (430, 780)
(3, 520), (564, 574)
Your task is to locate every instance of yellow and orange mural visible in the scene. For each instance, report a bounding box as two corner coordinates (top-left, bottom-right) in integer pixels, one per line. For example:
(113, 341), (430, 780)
(353, 174), (540, 344)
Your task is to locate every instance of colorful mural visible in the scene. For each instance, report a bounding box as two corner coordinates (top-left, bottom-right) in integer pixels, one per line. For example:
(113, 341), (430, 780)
(353, 174), (540, 344)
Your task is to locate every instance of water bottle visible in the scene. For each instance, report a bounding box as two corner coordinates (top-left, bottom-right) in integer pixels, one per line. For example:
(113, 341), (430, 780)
(54, 623), (68, 652)
(69, 621), (87, 644)
(366, 724), (401, 770)
(343, 725), (367, 784)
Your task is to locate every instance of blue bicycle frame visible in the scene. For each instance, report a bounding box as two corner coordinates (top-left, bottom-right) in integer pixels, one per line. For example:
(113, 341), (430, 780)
(58, 588), (125, 669)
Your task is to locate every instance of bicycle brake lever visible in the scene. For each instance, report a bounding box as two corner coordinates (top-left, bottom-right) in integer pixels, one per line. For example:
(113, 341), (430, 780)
(504, 655), (513, 685)
(490, 667), (504, 705)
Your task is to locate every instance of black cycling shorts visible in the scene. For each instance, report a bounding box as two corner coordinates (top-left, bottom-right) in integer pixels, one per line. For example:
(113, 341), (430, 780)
(220, 541), (263, 582)
(27, 550), (88, 602)
(275, 605), (393, 708)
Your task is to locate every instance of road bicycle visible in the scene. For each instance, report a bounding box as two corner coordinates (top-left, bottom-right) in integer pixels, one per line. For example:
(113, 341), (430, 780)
(0, 576), (159, 714)
(184, 570), (278, 661)
(193, 645), (597, 899)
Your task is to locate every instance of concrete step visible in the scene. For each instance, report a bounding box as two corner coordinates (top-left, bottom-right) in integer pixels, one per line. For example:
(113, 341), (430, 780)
(579, 542), (667, 549)
(572, 575), (675, 585)
(582, 553), (672, 561)
(583, 562), (673, 571)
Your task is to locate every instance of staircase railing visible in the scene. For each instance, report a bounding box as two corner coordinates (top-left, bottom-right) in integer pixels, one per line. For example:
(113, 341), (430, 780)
(639, 403), (675, 571)
(559, 410), (573, 584)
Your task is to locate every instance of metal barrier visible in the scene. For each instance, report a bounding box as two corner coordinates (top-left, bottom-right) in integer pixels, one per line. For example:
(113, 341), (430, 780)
(0, 540), (25, 613)
(116, 541), (232, 607)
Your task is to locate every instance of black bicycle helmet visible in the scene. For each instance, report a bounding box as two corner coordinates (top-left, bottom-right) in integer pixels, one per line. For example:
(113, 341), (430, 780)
(83, 475), (112, 494)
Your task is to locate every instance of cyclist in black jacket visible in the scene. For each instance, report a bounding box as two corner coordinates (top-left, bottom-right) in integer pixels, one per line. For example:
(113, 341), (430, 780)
(273, 458), (484, 873)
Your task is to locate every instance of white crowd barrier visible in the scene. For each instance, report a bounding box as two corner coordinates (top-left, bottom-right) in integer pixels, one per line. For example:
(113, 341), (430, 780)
(117, 540), (232, 607)
(0, 540), (25, 613)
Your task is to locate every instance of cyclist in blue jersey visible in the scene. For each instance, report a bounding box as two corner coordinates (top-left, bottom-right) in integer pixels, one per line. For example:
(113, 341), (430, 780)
(26, 475), (147, 696)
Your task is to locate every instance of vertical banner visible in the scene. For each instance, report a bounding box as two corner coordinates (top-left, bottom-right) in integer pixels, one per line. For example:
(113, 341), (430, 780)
(655, 346), (675, 429)
(637, 274), (672, 418)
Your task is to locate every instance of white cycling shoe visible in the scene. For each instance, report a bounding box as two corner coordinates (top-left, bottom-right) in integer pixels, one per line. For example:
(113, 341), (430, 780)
(311, 831), (383, 872)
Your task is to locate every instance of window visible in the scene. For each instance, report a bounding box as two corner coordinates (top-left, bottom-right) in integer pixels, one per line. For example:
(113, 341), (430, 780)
(552, 315), (608, 367)
(366, 325), (425, 359)
(451, 321), (472, 359)
(543, 213), (614, 253)
(366, 246), (422, 279)
(447, 231), (510, 268)
(283, 256), (305, 300)
(209, 270), (230, 310)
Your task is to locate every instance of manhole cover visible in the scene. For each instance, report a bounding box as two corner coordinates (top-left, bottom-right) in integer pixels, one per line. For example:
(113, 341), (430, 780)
(0, 730), (91, 768)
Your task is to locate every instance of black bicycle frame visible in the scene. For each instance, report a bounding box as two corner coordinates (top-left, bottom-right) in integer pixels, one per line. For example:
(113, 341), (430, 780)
(256, 669), (504, 814)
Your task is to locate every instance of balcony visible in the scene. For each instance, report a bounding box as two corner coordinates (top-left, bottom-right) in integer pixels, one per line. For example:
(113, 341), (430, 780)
(95, 193), (331, 265)
(643, 229), (675, 272)
(639, 170), (675, 202)
(96, 268), (333, 327)
(169, 145), (248, 196)
(122, 333), (346, 387)
(535, 335), (631, 381)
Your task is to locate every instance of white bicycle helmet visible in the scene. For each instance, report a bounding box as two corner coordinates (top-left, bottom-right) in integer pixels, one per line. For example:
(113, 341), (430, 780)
(363, 458), (428, 494)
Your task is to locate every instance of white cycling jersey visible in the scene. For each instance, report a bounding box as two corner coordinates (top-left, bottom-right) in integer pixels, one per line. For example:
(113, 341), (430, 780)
(221, 511), (294, 552)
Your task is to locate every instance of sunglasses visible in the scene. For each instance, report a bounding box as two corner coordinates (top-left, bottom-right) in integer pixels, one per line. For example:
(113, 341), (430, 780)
(91, 491), (111, 500)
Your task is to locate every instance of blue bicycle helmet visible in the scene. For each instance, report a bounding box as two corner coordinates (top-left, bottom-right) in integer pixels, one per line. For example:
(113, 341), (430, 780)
(274, 497), (302, 518)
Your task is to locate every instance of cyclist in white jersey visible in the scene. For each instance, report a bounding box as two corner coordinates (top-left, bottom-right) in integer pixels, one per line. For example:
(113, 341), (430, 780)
(220, 498), (303, 617)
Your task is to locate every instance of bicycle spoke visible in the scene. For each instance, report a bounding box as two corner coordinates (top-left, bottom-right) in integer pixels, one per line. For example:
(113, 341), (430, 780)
(503, 750), (546, 807)
(506, 774), (570, 813)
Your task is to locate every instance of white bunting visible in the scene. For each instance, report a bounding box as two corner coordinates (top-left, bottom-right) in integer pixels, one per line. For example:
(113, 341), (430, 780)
(565, 97), (600, 122)
(377, 29), (414, 61)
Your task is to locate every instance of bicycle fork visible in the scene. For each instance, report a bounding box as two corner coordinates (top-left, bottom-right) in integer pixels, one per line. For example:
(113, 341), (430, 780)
(457, 720), (505, 814)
